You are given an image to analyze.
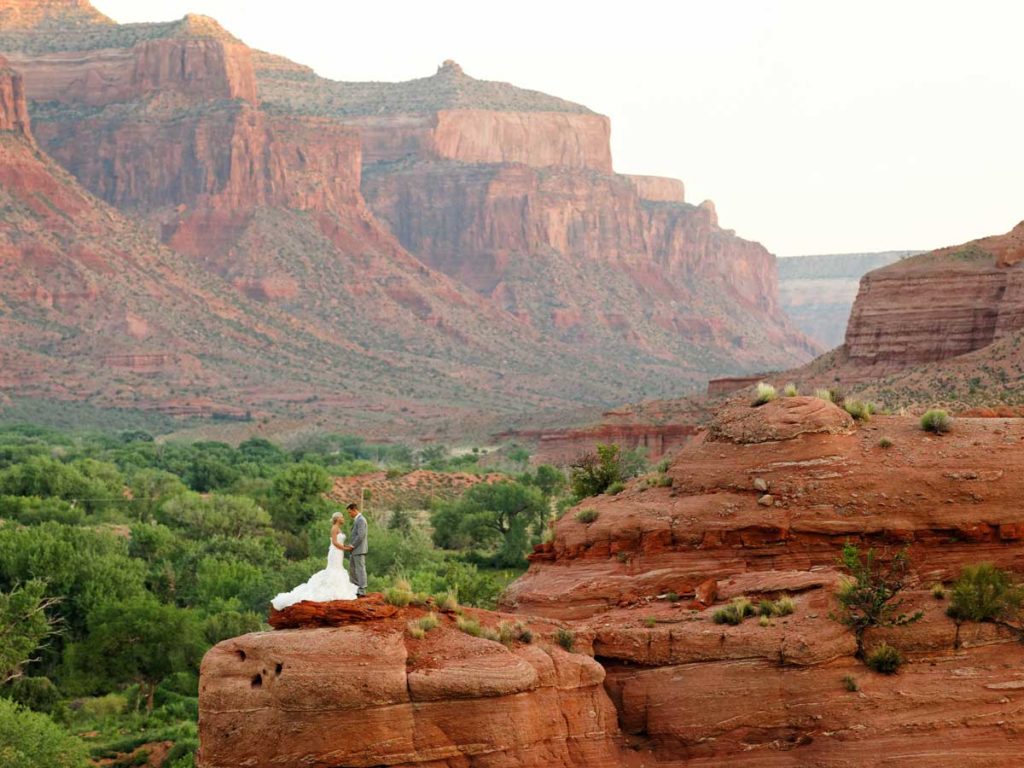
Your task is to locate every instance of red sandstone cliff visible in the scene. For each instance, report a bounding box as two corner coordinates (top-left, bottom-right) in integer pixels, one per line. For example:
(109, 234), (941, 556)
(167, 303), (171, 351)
(0, 0), (816, 421)
(199, 599), (628, 768)
(843, 221), (1024, 373)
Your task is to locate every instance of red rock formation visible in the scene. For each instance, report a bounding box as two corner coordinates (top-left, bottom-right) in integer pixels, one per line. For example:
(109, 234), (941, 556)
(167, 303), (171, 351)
(0, 55), (29, 136)
(706, 373), (764, 397)
(498, 401), (1024, 764)
(625, 173), (685, 203)
(504, 423), (698, 466)
(843, 222), (1024, 373)
(199, 600), (628, 768)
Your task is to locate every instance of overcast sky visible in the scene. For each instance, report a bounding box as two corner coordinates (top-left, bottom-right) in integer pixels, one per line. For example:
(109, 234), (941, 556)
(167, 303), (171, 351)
(92, 0), (1023, 257)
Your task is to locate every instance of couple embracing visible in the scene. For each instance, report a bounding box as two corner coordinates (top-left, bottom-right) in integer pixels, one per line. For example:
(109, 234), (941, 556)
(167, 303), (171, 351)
(271, 503), (368, 610)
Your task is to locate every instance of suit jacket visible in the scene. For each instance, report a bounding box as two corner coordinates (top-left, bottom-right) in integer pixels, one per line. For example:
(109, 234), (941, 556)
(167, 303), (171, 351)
(349, 513), (368, 555)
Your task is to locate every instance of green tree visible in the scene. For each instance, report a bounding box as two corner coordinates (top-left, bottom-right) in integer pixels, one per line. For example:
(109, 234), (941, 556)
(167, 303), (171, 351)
(65, 596), (205, 712)
(0, 581), (56, 683)
(0, 698), (89, 768)
(831, 543), (923, 658)
(129, 469), (187, 523)
(268, 463), (332, 530)
(531, 464), (566, 498)
(431, 481), (547, 550)
(157, 493), (272, 539)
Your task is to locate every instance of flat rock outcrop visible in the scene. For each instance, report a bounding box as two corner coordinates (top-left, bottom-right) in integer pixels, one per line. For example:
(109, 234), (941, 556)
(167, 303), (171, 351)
(707, 395), (855, 443)
(199, 600), (627, 768)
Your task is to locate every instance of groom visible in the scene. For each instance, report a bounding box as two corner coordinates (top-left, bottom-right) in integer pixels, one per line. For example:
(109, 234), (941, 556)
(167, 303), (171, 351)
(342, 502), (367, 598)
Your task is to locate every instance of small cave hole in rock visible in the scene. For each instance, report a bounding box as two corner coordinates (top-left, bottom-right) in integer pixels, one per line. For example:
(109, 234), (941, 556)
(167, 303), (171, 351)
(275, 662), (283, 676)
(236, 649), (246, 662)
(251, 673), (262, 688)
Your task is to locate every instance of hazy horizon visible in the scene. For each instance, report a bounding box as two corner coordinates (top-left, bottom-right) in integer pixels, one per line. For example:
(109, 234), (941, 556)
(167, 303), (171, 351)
(92, 0), (1024, 258)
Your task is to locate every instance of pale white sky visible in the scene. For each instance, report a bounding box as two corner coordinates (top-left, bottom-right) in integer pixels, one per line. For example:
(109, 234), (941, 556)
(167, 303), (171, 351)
(92, 0), (1024, 256)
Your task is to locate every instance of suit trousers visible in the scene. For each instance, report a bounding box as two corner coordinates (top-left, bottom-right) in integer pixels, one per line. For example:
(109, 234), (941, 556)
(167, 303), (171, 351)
(349, 553), (367, 595)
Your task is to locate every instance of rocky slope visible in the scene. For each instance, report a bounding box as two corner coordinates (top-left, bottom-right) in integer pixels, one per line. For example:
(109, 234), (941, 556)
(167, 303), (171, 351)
(777, 250), (917, 348)
(200, 399), (1024, 766)
(0, 52), (362, 413)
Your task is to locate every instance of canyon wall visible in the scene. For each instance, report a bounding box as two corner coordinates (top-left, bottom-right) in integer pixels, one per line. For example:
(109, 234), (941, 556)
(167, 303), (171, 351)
(777, 250), (913, 348)
(842, 223), (1024, 373)
(0, 55), (29, 135)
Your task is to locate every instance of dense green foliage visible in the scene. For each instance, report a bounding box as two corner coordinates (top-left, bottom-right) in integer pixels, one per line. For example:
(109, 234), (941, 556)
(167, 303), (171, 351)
(831, 543), (923, 659)
(0, 423), (563, 766)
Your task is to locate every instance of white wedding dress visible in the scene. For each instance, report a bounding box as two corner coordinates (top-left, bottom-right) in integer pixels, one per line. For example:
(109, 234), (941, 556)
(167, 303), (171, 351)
(271, 532), (359, 610)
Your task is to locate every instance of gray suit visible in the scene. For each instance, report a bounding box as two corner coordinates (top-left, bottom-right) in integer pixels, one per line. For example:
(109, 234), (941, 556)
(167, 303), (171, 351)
(348, 513), (368, 595)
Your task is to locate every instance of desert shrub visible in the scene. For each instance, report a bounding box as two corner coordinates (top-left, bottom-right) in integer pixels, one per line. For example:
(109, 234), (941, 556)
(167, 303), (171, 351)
(418, 613), (440, 632)
(384, 587), (412, 607)
(515, 622), (533, 644)
(842, 674), (859, 692)
(866, 643), (902, 674)
(753, 382), (778, 406)
(656, 458), (671, 473)
(931, 583), (947, 600)
(920, 409), (951, 434)
(644, 617), (657, 628)
(814, 388), (834, 402)
(844, 400), (873, 422)
(438, 590), (459, 612)
(758, 615), (771, 627)
(713, 597), (756, 625)
(569, 444), (645, 498)
(947, 563), (1022, 648)
(832, 544), (922, 658)
(555, 627), (575, 651)
(666, 591), (680, 603)
(498, 621), (516, 644)
(758, 599), (775, 617)
(878, 437), (893, 449)
(407, 622), (425, 639)
(606, 481), (626, 495)
(576, 508), (599, 524)
(773, 597), (795, 616)
(456, 616), (482, 637)
(480, 627), (500, 642)
(783, 383), (799, 397)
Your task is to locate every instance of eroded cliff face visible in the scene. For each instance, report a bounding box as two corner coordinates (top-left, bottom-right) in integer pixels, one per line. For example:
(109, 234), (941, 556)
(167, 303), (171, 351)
(198, 599), (628, 768)
(0, 55), (29, 135)
(363, 161), (814, 366)
(843, 223), (1024, 373)
(500, 398), (1024, 764)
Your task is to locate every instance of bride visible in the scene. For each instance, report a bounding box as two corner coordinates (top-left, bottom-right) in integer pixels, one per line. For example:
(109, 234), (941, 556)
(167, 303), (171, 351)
(271, 512), (359, 610)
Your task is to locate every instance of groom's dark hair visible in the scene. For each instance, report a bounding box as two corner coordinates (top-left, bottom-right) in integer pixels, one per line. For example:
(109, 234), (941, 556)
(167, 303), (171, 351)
(346, 502), (359, 511)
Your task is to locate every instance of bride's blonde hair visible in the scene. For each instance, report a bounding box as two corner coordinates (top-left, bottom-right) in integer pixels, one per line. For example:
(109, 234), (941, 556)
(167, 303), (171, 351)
(331, 511), (344, 524)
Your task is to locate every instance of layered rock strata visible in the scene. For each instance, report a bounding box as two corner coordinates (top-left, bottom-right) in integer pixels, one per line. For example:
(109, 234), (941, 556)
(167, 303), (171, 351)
(843, 222), (1024, 372)
(199, 598), (627, 768)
